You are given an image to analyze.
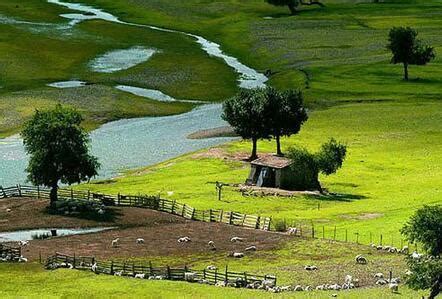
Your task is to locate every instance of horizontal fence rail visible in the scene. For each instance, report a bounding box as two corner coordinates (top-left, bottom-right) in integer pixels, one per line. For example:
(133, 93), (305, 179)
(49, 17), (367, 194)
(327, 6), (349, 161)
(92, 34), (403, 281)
(0, 185), (271, 231)
(45, 252), (277, 288)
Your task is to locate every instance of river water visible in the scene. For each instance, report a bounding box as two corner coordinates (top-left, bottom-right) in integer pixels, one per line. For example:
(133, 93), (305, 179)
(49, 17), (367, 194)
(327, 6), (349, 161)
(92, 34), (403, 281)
(0, 1), (267, 187)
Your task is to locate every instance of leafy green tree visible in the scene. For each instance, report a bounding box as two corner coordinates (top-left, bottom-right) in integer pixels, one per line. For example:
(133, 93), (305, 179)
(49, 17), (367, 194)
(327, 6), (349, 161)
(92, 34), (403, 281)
(265, 0), (324, 15)
(262, 87), (308, 156)
(222, 89), (269, 160)
(401, 205), (442, 299)
(21, 105), (100, 207)
(387, 27), (435, 80)
(286, 139), (347, 191)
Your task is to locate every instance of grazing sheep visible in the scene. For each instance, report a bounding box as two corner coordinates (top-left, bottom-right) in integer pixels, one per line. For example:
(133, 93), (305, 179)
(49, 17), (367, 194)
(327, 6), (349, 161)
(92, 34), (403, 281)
(329, 284), (341, 290)
(208, 241), (215, 247)
(206, 265), (217, 271)
(404, 269), (413, 276)
(355, 254), (367, 264)
(376, 245), (383, 250)
(280, 286), (291, 292)
(91, 263), (98, 273)
(304, 265), (318, 271)
(6, 208), (11, 213)
(111, 238), (119, 248)
(316, 285), (325, 290)
(67, 263), (74, 269)
(136, 238), (145, 244)
(262, 279), (276, 288)
(411, 251), (423, 260)
(97, 209), (105, 215)
(215, 281), (227, 287)
(382, 246), (391, 251)
(294, 285), (303, 291)
(245, 245), (257, 252)
(287, 227), (298, 235)
(374, 273), (384, 279)
(389, 247), (398, 253)
(230, 237), (244, 243)
(305, 286), (312, 291)
(401, 246), (409, 254)
(389, 283), (399, 293)
(18, 256), (28, 263)
(376, 279), (387, 285)
(184, 272), (198, 282)
(178, 237), (191, 243)
(229, 252), (244, 258)
(19, 241), (29, 247)
(370, 243), (377, 248)
(134, 273), (145, 279)
(390, 277), (401, 284)
(114, 271), (123, 276)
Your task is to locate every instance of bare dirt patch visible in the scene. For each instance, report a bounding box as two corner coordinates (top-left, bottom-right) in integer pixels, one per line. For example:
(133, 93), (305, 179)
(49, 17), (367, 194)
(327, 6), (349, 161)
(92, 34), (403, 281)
(339, 213), (383, 220)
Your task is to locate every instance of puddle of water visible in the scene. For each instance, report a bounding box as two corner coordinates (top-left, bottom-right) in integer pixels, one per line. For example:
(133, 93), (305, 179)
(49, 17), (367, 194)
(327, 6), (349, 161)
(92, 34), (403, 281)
(89, 47), (157, 73)
(0, 227), (115, 242)
(47, 80), (87, 88)
(115, 85), (176, 102)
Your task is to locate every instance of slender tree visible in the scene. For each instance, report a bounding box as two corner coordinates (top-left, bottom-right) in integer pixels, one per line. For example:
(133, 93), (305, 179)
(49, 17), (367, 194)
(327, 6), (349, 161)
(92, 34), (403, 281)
(265, 0), (324, 15)
(222, 88), (269, 161)
(21, 105), (100, 207)
(401, 205), (442, 299)
(387, 27), (435, 80)
(262, 87), (308, 156)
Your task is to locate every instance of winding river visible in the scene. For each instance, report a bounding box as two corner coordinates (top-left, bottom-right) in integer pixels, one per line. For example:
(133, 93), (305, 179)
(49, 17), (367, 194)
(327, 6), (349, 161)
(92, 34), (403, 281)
(0, 1), (267, 187)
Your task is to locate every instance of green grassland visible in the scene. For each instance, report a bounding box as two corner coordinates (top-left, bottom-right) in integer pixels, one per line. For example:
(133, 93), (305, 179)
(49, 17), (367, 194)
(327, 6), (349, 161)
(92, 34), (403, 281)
(0, 0), (237, 137)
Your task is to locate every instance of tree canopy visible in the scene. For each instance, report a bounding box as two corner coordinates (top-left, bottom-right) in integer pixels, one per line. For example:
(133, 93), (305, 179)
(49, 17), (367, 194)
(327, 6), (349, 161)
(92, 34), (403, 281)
(262, 87), (308, 156)
(401, 205), (442, 299)
(287, 138), (347, 191)
(387, 27), (435, 80)
(21, 104), (100, 206)
(222, 88), (269, 160)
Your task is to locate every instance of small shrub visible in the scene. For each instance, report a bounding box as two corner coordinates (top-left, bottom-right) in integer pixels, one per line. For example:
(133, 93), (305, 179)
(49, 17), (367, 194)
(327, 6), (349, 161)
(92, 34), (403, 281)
(274, 219), (287, 232)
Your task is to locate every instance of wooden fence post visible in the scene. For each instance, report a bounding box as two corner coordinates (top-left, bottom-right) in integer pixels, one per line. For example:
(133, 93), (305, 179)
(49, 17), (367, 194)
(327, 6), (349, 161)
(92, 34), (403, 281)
(312, 225), (315, 239)
(167, 266), (171, 279)
(215, 269), (218, 283)
(242, 214), (246, 226)
(333, 226), (337, 241)
(171, 200), (176, 214)
(132, 263), (135, 276)
(182, 204), (186, 217)
(203, 269), (206, 280)
(229, 212), (233, 225)
(117, 193), (121, 206)
(71, 189), (73, 200)
(0, 186), (5, 198)
(209, 209), (213, 222)
(88, 190), (90, 200)
(37, 186), (40, 199)
(256, 216), (261, 229)
(219, 210), (224, 223)
(110, 261), (114, 275)
(380, 234), (383, 246)
(345, 229), (348, 242)
(149, 261), (153, 276)
(17, 184), (22, 197)
(191, 208), (196, 220)
(322, 226), (325, 239)
(225, 265), (228, 283)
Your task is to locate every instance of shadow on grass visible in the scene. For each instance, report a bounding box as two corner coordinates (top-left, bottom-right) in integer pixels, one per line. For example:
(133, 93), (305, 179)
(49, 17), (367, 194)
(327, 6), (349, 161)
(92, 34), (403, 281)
(46, 206), (122, 223)
(306, 192), (367, 202)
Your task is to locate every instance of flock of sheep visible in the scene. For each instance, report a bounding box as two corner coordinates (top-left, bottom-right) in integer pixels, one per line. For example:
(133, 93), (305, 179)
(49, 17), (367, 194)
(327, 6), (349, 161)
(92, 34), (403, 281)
(0, 241), (28, 263)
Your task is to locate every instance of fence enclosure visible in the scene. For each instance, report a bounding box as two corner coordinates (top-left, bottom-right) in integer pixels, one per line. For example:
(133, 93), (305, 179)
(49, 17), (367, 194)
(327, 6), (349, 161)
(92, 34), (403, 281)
(46, 252), (277, 287)
(0, 185), (271, 231)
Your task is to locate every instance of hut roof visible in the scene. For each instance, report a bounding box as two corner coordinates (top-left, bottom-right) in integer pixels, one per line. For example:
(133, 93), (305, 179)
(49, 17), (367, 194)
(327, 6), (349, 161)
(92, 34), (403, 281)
(251, 156), (293, 169)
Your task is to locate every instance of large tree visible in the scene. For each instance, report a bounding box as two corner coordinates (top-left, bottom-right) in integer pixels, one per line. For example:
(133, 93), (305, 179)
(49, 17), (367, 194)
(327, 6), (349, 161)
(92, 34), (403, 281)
(262, 87), (308, 156)
(286, 138), (347, 191)
(222, 88), (269, 160)
(387, 27), (435, 80)
(21, 105), (100, 207)
(265, 0), (324, 15)
(401, 205), (442, 299)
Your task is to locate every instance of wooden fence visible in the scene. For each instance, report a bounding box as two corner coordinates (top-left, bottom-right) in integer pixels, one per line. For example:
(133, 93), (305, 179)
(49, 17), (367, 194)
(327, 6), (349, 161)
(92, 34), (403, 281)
(0, 244), (22, 261)
(0, 185), (271, 231)
(46, 252), (276, 287)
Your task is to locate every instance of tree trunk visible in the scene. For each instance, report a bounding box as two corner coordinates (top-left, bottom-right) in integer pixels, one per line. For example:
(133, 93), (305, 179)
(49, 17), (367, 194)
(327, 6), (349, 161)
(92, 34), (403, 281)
(250, 138), (258, 161)
(276, 135), (283, 156)
(428, 274), (441, 299)
(288, 3), (297, 15)
(403, 62), (409, 81)
(50, 184), (58, 208)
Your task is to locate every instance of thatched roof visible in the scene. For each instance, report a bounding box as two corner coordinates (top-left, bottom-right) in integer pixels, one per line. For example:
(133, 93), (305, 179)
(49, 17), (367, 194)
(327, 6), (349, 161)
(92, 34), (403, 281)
(251, 156), (292, 169)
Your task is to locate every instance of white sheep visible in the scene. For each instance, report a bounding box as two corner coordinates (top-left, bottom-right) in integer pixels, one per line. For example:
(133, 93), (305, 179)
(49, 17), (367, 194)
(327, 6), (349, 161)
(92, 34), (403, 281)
(97, 209), (105, 215)
(184, 272), (198, 282)
(376, 245), (383, 250)
(208, 241), (215, 247)
(136, 238), (145, 244)
(91, 263), (98, 273)
(376, 279), (387, 285)
(383, 245), (391, 251)
(67, 263), (74, 269)
(304, 286), (312, 291)
(111, 238), (120, 248)
(389, 247), (398, 253)
(316, 285), (325, 290)
(18, 256), (28, 263)
(262, 279), (276, 288)
(19, 241), (29, 247)
(178, 236), (191, 243)
(390, 277), (401, 284)
(230, 237), (244, 243)
(355, 254), (367, 264)
(411, 251), (423, 260)
(293, 285), (303, 291)
(287, 227), (298, 235)
(245, 245), (257, 252)
(114, 271), (123, 276)
(304, 265), (318, 271)
(329, 284), (341, 290)
(389, 283), (399, 293)
(134, 273), (145, 279)
(6, 208), (11, 213)
(206, 265), (217, 271)
(230, 252), (244, 258)
(404, 269), (413, 276)
(401, 246), (409, 254)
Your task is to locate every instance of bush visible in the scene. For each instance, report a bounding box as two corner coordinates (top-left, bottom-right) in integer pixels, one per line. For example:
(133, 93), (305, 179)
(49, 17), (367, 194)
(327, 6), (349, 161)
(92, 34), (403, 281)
(274, 219), (287, 232)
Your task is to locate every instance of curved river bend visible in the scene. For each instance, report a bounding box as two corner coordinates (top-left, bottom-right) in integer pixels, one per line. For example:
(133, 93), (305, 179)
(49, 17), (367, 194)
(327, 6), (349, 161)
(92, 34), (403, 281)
(0, 1), (267, 187)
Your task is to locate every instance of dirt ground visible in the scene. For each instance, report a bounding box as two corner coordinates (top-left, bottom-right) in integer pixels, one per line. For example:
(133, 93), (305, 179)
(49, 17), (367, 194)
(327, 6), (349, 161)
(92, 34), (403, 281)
(1, 197), (289, 262)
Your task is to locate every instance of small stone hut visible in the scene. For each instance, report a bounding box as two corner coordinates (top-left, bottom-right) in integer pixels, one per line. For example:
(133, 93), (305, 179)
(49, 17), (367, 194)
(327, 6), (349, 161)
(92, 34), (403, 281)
(246, 156), (294, 189)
